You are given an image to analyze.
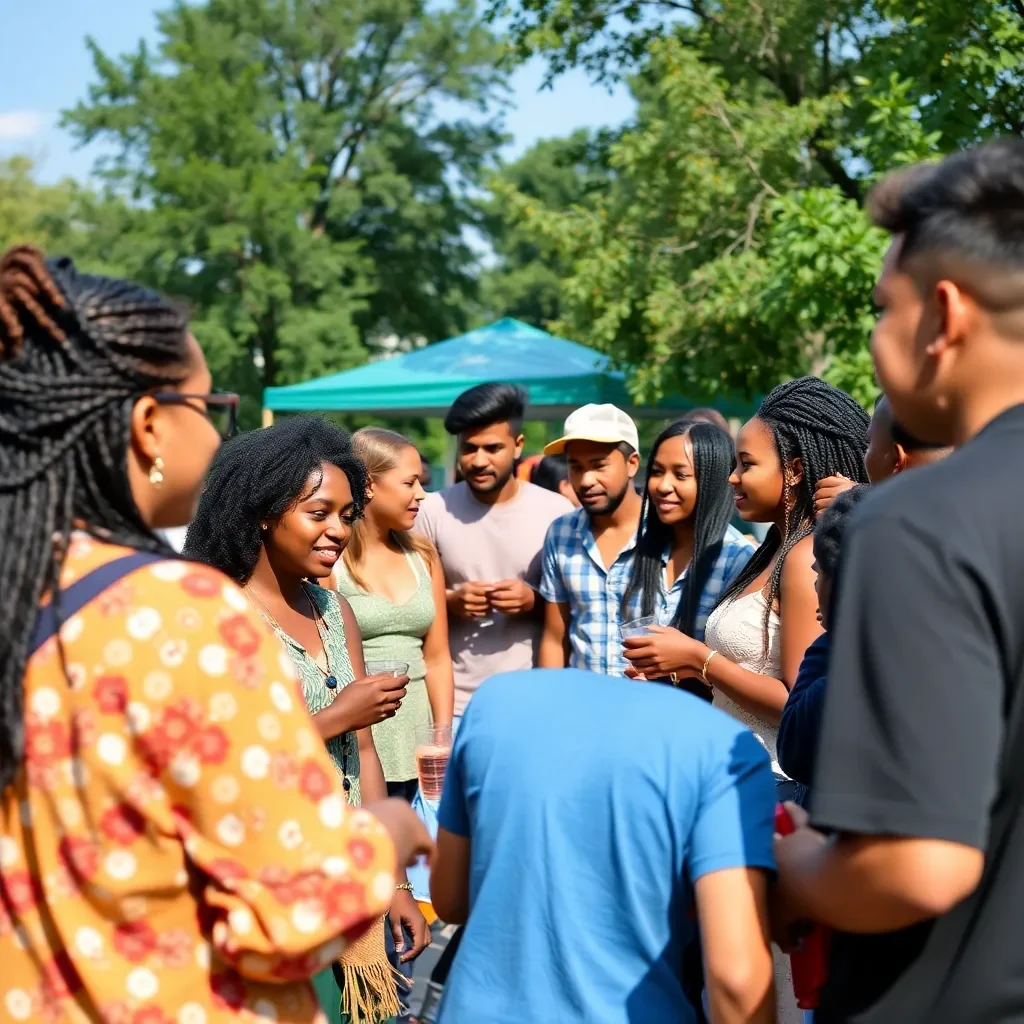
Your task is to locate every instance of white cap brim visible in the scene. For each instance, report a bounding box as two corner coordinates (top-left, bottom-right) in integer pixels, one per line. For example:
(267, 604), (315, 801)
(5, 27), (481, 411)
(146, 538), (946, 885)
(543, 432), (633, 456)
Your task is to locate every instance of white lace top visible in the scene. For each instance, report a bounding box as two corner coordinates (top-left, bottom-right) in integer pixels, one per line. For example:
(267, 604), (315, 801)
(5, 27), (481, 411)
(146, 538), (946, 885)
(704, 590), (788, 779)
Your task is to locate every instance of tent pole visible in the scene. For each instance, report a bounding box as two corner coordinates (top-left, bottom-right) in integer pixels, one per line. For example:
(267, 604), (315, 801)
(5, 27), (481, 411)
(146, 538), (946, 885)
(262, 408), (274, 428)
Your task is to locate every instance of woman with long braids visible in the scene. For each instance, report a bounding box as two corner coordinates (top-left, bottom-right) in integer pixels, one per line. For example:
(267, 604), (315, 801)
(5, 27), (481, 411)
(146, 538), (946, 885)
(184, 416), (432, 1024)
(704, 378), (868, 773)
(620, 421), (753, 696)
(0, 246), (428, 1022)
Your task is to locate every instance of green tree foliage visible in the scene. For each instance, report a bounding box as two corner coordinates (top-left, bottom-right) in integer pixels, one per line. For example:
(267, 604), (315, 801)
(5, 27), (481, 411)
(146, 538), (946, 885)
(63, 0), (505, 424)
(0, 156), (139, 274)
(479, 129), (613, 326)
(487, 0), (1024, 405)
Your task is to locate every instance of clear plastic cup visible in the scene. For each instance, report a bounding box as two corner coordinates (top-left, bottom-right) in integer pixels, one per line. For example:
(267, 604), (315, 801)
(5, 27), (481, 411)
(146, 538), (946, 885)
(415, 723), (452, 802)
(619, 615), (657, 639)
(365, 660), (409, 678)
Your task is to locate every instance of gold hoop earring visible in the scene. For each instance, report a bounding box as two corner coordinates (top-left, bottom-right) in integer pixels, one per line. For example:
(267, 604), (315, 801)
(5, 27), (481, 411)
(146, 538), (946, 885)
(149, 456), (165, 488)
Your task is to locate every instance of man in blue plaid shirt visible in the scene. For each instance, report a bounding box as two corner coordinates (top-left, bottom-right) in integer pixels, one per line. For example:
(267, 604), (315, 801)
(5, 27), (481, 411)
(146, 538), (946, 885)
(538, 404), (644, 675)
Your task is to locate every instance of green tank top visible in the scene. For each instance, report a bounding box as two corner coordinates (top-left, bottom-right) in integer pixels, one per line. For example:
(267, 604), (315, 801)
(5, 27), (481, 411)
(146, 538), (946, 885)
(250, 583), (362, 806)
(335, 550), (435, 782)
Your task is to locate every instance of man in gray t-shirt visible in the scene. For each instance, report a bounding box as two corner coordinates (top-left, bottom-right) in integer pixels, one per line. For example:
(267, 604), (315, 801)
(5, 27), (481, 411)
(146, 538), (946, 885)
(415, 384), (572, 717)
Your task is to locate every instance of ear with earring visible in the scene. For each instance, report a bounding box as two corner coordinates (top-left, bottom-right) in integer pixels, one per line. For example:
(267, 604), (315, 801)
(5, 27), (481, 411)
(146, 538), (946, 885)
(149, 455), (165, 488)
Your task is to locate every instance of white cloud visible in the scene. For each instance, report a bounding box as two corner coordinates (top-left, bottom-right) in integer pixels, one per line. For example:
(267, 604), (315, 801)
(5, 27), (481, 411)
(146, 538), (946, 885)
(0, 110), (48, 142)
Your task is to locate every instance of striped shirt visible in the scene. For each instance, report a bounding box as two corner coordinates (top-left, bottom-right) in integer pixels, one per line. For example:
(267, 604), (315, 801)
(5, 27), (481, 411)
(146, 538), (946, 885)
(540, 508), (638, 675)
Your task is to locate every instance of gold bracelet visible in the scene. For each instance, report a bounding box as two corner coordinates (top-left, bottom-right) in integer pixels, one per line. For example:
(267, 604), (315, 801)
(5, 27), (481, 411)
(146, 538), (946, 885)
(395, 882), (414, 892)
(700, 650), (718, 686)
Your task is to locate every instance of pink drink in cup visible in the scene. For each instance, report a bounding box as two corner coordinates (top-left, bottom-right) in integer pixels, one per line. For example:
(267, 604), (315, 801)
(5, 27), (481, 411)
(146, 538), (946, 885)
(415, 724), (452, 802)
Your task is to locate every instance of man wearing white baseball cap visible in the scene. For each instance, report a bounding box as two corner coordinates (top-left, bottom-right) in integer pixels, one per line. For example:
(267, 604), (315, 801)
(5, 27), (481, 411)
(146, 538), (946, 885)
(538, 403), (643, 674)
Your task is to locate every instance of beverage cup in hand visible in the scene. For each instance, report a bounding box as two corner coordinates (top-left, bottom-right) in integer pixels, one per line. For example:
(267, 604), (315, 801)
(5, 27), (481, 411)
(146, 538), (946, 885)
(415, 723), (452, 802)
(365, 660), (410, 678)
(619, 615), (657, 639)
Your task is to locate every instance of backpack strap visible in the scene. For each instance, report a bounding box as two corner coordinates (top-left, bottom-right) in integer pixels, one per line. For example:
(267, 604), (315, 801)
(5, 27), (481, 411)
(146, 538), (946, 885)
(29, 552), (166, 658)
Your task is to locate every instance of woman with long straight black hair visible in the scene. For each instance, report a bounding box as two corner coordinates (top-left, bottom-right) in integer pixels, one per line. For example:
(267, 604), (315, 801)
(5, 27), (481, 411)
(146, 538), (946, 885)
(621, 420), (753, 694)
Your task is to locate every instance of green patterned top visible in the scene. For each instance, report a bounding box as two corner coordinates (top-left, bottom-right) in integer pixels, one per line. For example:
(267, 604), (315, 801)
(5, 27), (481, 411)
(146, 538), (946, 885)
(335, 550), (435, 783)
(250, 583), (361, 807)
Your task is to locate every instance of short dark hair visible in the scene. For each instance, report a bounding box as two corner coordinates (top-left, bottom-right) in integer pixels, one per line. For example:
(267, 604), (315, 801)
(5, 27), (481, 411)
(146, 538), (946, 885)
(868, 140), (1024, 316)
(444, 382), (527, 436)
(184, 416), (367, 584)
(531, 454), (568, 493)
(813, 484), (872, 580)
(874, 394), (945, 452)
(890, 418), (939, 452)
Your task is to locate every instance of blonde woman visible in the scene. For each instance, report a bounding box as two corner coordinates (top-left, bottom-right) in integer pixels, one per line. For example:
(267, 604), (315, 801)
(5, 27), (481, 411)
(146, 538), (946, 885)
(335, 428), (455, 799)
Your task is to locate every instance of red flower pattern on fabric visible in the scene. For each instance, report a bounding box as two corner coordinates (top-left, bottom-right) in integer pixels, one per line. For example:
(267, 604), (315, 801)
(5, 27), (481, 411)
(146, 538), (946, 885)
(208, 858), (249, 885)
(156, 928), (194, 969)
(58, 835), (100, 883)
(69, 706), (98, 749)
(93, 674), (129, 713)
(99, 1002), (133, 1024)
(132, 1008), (174, 1024)
(323, 879), (370, 924)
(113, 920), (158, 962)
(180, 571), (222, 598)
(100, 803), (147, 846)
(25, 717), (70, 767)
(298, 759), (333, 803)
(193, 725), (230, 765)
(218, 614), (262, 657)
(347, 836), (377, 871)
(2, 871), (43, 914)
(230, 654), (264, 690)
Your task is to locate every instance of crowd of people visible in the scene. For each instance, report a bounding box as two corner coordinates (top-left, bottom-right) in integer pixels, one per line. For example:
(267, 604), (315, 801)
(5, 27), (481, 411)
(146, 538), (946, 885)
(2, 137), (1024, 1024)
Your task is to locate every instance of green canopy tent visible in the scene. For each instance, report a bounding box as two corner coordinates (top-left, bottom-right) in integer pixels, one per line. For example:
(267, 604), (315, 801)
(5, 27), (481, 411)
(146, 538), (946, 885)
(262, 318), (756, 423)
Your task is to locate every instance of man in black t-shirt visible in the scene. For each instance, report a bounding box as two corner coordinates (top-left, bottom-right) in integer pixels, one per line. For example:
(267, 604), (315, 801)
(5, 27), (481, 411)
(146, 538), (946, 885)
(774, 139), (1024, 1022)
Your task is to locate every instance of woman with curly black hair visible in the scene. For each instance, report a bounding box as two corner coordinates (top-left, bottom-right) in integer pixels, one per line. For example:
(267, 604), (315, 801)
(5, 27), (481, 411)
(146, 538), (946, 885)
(185, 415), (430, 1024)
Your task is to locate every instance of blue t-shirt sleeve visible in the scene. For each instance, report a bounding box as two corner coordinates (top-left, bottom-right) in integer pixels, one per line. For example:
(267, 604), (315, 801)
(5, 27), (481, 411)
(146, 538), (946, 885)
(539, 523), (568, 604)
(688, 729), (776, 882)
(437, 712), (471, 837)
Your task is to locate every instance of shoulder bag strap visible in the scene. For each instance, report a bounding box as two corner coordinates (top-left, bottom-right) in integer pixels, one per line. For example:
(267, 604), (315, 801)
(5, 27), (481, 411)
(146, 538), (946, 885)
(29, 551), (166, 657)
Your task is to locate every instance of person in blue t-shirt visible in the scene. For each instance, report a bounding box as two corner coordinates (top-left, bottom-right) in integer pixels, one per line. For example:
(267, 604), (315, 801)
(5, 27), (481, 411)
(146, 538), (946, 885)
(430, 668), (777, 1024)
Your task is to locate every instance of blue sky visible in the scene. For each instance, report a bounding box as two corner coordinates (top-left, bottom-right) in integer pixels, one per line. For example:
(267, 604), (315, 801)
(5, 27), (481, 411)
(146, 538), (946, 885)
(0, 0), (635, 183)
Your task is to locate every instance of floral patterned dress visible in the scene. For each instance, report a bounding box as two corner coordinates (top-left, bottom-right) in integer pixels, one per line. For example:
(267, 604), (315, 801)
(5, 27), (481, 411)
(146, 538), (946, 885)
(0, 534), (396, 1023)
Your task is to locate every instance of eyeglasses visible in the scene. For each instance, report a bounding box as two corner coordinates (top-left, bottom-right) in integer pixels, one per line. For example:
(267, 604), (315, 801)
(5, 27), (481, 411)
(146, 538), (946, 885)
(151, 391), (239, 440)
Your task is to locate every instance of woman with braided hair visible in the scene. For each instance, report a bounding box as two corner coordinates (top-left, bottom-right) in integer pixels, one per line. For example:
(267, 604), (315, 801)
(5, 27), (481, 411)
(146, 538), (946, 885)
(713, 377), (867, 772)
(0, 245), (429, 1022)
